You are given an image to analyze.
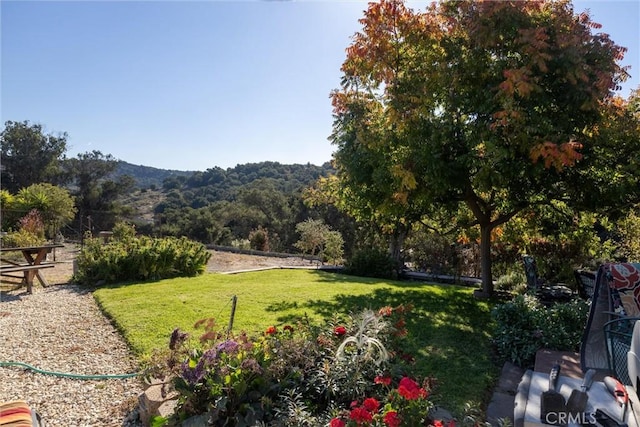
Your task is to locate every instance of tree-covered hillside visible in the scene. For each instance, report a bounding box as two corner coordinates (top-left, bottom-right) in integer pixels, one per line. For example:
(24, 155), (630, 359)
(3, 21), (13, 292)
(112, 161), (195, 189)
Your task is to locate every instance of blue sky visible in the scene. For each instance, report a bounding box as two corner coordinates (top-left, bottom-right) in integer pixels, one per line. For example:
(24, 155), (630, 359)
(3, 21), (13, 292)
(1, 1), (638, 172)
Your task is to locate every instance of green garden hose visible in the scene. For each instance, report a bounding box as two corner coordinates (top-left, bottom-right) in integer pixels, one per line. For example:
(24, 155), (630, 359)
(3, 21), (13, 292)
(0, 361), (139, 380)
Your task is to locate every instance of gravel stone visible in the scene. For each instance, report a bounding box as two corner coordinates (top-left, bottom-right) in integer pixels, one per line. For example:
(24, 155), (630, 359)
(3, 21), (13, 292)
(0, 284), (144, 427)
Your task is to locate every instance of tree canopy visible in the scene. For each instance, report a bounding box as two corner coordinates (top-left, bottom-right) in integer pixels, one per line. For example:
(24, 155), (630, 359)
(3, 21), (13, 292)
(1, 120), (68, 192)
(329, 0), (636, 294)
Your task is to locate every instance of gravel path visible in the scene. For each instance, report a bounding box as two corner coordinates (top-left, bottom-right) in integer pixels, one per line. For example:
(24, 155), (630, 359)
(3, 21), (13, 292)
(0, 285), (143, 426)
(0, 246), (324, 426)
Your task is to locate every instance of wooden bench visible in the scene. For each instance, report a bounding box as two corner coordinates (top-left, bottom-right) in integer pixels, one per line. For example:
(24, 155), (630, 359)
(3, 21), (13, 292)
(0, 263), (55, 293)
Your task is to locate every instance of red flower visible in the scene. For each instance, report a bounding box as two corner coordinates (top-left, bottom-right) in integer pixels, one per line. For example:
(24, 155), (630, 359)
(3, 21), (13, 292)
(374, 375), (392, 386)
(330, 418), (346, 427)
(432, 421), (443, 427)
(334, 326), (347, 336)
(265, 326), (277, 335)
(398, 377), (428, 400)
(384, 411), (401, 427)
(350, 406), (373, 423)
(363, 397), (380, 413)
(379, 306), (393, 316)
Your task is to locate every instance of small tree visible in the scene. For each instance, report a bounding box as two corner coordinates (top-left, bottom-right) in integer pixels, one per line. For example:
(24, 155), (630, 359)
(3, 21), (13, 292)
(294, 218), (330, 259)
(324, 230), (345, 265)
(249, 226), (270, 252)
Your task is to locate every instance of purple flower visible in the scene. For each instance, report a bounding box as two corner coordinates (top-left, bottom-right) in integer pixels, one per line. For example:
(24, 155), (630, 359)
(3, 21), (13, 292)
(217, 340), (239, 354)
(201, 348), (218, 365)
(180, 360), (205, 385)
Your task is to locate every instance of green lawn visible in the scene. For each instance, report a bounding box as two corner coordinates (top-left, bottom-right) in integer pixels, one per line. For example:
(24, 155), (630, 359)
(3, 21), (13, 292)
(93, 269), (498, 415)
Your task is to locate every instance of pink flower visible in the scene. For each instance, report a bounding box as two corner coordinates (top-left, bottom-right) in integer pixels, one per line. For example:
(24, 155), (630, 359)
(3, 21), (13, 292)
(363, 397), (380, 413)
(334, 326), (347, 336)
(384, 411), (401, 427)
(330, 418), (346, 427)
(265, 326), (277, 335)
(374, 375), (392, 386)
(398, 376), (428, 400)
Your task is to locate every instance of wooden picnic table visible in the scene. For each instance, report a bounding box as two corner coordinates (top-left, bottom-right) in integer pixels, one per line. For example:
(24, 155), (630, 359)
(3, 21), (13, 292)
(0, 244), (64, 293)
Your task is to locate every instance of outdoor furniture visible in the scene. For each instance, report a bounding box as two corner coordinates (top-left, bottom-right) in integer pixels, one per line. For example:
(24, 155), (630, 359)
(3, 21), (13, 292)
(0, 400), (44, 426)
(0, 244), (63, 293)
(603, 316), (639, 385)
(581, 263), (640, 381)
(522, 255), (574, 305)
(574, 268), (596, 300)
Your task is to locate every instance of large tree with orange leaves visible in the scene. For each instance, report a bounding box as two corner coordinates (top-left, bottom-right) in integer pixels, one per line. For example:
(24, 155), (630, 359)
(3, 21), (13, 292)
(329, 0), (632, 295)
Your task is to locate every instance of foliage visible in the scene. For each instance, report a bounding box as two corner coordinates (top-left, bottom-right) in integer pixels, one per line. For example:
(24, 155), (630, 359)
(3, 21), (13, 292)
(345, 248), (396, 279)
(494, 271), (527, 295)
(294, 218), (329, 257)
(0, 228), (44, 248)
(492, 295), (589, 368)
(12, 183), (76, 238)
(112, 221), (137, 242)
(616, 207), (640, 262)
(150, 306), (451, 426)
(74, 234), (211, 285)
(1, 209), (47, 248)
(64, 150), (135, 236)
(293, 218), (345, 264)
(154, 162), (347, 254)
(405, 229), (458, 275)
(324, 230), (345, 265)
(328, 0), (635, 295)
(248, 226), (270, 252)
(0, 120), (68, 192)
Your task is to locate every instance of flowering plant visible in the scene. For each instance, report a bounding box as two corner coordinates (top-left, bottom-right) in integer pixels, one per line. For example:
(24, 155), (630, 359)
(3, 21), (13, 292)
(328, 375), (434, 427)
(150, 304), (461, 426)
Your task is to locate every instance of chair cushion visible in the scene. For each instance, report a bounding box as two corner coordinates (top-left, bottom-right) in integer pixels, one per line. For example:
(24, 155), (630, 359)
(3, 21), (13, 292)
(0, 400), (35, 426)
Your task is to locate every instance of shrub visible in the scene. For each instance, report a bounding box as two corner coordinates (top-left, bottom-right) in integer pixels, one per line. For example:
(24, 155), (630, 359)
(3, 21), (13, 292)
(148, 306), (449, 426)
(494, 271), (527, 294)
(345, 248), (396, 279)
(74, 235), (211, 285)
(249, 226), (270, 252)
(2, 209), (46, 248)
(492, 295), (589, 368)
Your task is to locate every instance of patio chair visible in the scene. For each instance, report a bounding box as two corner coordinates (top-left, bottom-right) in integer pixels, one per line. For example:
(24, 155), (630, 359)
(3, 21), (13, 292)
(574, 268), (596, 300)
(581, 263), (640, 382)
(521, 255), (574, 304)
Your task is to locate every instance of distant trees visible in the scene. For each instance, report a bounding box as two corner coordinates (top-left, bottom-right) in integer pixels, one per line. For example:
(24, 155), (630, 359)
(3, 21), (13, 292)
(0, 120), (68, 192)
(64, 150), (135, 235)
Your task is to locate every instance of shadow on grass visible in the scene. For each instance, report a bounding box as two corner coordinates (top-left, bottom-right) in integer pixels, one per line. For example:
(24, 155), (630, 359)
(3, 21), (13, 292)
(265, 274), (499, 413)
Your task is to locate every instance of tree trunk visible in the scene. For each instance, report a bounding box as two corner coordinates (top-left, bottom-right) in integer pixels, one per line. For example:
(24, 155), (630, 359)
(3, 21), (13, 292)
(479, 222), (494, 296)
(389, 226), (407, 272)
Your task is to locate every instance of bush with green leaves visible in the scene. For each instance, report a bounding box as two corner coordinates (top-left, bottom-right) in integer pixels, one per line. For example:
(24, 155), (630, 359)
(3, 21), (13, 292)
(1, 209), (47, 248)
(74, 234), (211, 285)
(492, 294), (589, 368)
(345, 248), (396, 279)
